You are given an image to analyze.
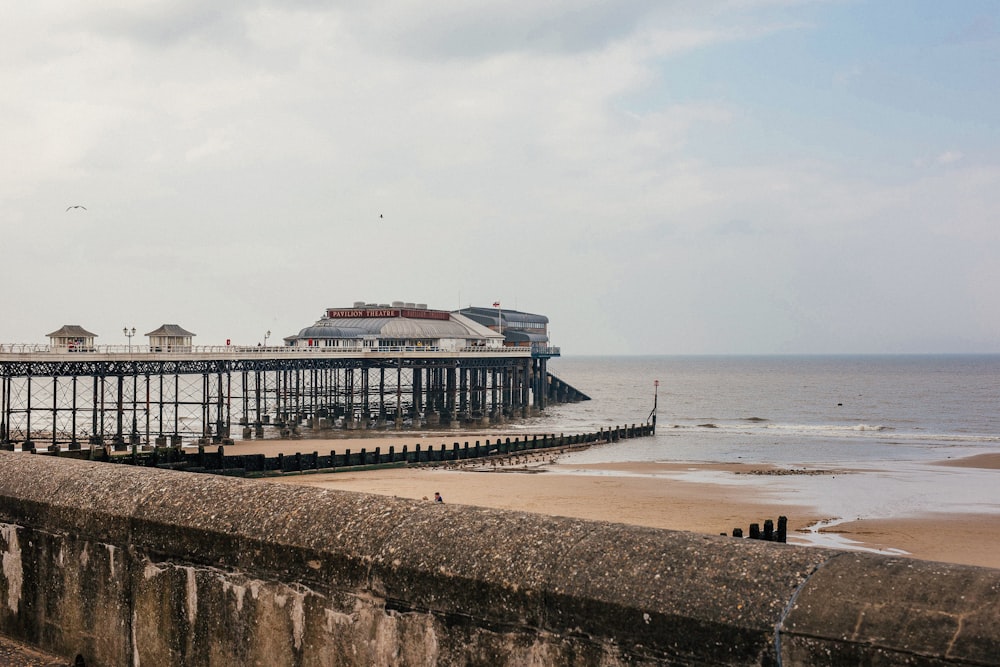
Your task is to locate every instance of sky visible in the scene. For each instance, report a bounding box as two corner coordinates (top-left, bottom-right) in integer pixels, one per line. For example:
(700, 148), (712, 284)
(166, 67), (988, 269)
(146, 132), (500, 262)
(2, 0), (999, 355)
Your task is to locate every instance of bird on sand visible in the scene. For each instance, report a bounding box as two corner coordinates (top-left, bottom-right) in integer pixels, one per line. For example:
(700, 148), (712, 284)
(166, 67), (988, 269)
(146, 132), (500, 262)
(66, 205), (87, 211)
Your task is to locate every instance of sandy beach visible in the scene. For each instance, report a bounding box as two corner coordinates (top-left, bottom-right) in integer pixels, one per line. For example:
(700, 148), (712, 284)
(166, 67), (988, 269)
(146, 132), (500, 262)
(222, 434), (1000, 570)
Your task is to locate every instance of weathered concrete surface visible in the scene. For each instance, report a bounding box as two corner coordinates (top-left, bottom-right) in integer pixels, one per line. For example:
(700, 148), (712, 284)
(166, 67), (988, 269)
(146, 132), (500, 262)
(0, 452), (997, 666)
(0, 635), (71, 666)
(781, 552), (1000, 665)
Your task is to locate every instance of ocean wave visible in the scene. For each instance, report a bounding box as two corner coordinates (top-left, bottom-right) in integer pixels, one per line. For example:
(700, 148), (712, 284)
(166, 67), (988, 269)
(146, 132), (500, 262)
(674, 422), (893, 433)
(762, 423), (893, 433)
(662, 420), (1000, 444)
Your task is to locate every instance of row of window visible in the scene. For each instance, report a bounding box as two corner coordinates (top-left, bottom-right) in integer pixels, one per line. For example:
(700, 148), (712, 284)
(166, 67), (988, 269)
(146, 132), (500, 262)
(305, 338), (437, 348)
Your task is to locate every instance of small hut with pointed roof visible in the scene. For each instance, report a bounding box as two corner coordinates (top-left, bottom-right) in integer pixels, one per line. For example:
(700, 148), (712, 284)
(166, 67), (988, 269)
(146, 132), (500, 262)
(47, 325), (97, 352)
(145, 324), (196, 352)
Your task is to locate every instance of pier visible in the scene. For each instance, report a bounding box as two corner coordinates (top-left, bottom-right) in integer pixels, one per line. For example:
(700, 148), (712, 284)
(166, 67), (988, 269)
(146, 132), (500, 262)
(1, 302), (594, 450)
(0, 343), (574, 450)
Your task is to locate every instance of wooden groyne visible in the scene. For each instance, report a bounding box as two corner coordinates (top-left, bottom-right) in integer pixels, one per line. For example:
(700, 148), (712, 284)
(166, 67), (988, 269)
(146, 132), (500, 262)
(49, 423), (654, 477)
(730, 515), (788, 542)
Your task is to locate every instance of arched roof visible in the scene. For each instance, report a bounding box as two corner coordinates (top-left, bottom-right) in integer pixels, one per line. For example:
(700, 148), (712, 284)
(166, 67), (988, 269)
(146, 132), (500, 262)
(297, 325), (370, 339)
(377, 317), (478, 338)
(459, 306), (549, 326)
(503, 331), (549, 343)
(293, 312), (500, 341)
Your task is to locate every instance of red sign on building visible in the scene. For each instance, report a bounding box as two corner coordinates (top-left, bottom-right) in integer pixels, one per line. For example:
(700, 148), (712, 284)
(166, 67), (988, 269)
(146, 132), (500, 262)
(326, 308), (450, 321)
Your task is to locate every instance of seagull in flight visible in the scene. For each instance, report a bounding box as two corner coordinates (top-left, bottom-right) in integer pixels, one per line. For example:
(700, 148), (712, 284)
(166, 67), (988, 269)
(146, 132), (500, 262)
(66, 205), (87, 211)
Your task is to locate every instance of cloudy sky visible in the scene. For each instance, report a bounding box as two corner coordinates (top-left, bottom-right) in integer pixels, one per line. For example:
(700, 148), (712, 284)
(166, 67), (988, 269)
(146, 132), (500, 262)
(3, 1), (998, 354)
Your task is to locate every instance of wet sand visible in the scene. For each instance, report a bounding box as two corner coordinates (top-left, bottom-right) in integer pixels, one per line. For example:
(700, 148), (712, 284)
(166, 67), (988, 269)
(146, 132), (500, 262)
(821, 514), (1000, 569)
(935, 452), (1000, 469)
(220, 436), (1000, 569)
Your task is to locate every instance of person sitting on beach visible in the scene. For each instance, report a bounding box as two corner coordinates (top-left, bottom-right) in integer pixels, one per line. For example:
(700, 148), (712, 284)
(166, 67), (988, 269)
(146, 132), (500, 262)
(433, 492), (443, 503)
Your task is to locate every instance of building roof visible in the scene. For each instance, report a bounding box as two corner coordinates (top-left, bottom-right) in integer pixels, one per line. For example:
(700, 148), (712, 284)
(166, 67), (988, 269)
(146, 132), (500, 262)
(145, 324), (196, 337)
(292, 311), (501, 341)
(503, 331), (549, 343)
(296, 325), (370, 339)
(458, 306), (549, 325)
(451, 313), (505, 339)
(46, 325), (97, 338)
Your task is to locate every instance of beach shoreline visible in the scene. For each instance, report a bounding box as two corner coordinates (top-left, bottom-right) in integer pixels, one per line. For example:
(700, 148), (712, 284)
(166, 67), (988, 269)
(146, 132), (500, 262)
(222, 435), (1000, 570)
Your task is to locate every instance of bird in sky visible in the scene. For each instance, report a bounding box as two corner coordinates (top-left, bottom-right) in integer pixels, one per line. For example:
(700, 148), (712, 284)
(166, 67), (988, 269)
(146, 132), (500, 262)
(66, 205), (87, 211)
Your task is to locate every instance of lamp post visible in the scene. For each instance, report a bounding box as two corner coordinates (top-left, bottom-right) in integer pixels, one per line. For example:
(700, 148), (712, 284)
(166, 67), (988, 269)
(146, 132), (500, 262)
(259, 330), (272, 428)
(123, 327), (137, 443)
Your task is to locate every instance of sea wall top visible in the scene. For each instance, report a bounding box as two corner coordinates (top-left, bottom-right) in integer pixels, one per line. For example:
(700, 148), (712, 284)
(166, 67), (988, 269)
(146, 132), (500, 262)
(0, 453), (997, 665)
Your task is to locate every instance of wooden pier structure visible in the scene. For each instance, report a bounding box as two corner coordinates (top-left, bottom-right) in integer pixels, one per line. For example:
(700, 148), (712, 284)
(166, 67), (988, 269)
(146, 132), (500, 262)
(0, 344), (580, 451)
(1, 302), (594, 450)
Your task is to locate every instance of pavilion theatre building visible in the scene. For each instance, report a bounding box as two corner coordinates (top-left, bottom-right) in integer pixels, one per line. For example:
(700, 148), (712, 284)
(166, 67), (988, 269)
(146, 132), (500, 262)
(278, 301), (561, 429)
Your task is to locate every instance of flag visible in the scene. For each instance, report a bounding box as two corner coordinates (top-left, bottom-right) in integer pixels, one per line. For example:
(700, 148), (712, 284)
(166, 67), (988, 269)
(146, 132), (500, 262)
(492, 301), (500, 308)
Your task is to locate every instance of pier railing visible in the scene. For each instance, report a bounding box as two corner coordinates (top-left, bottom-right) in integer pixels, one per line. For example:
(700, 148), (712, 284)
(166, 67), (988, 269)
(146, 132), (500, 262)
(0, 343), (530, 357)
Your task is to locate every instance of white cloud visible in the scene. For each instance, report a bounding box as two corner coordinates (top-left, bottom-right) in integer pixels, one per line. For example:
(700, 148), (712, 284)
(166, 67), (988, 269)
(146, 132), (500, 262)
(1, 1), (998, 354)
(184, 132), (235, 163)
(936, 150), (964, 165)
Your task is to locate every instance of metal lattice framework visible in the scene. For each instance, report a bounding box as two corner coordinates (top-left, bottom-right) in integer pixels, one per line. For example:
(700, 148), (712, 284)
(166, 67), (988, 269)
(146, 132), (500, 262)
(1, 352), (551, 449)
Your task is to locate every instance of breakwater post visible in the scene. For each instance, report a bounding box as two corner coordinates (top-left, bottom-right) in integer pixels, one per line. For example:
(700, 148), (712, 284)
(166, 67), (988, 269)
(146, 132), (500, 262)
(730, 516), (788, 543)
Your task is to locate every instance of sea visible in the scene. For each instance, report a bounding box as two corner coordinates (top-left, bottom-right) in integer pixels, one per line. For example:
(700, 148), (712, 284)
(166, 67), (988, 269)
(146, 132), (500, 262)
(533, 354), (1000, 465)
(514, 355), (1000, 549)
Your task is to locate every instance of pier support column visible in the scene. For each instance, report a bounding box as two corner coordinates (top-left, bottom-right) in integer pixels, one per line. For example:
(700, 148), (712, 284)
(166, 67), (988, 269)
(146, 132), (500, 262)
(412, 367), (423, 425)
(457, 366), (469, 423)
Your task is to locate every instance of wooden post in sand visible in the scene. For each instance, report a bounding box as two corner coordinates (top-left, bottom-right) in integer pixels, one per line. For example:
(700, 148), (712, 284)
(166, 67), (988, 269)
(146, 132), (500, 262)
(763, 519), (774, 541)
(651, 380), (658, 433)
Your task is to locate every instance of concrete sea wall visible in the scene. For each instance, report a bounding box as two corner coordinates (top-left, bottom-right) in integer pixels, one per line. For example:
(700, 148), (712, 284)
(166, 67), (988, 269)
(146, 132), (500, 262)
(0, 453), (997, 666)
